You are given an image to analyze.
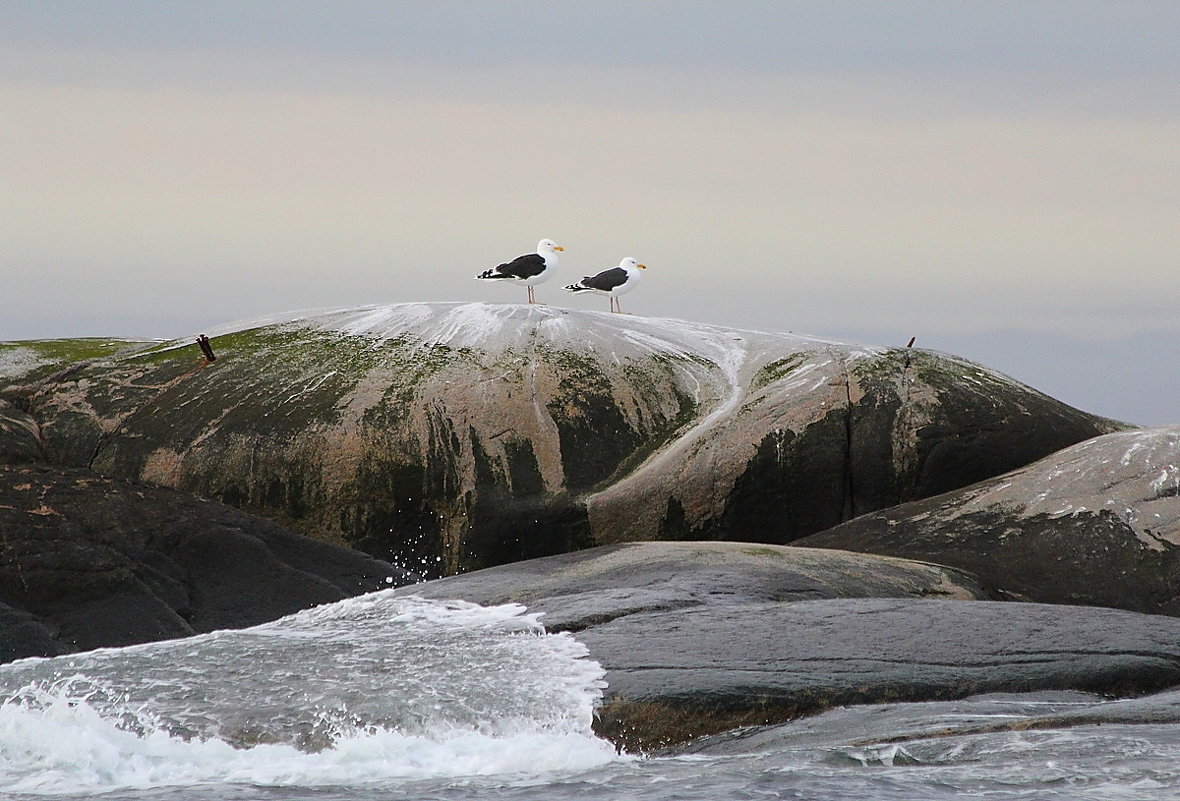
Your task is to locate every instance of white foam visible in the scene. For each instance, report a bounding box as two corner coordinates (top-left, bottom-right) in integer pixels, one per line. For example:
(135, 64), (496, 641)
(0, 687), (617, 795)
(0, 595), (619, 796)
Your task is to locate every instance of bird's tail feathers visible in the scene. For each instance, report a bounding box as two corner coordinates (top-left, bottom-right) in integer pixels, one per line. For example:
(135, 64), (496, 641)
(563, 282), (591, 292)
(476, 268), (506, 280)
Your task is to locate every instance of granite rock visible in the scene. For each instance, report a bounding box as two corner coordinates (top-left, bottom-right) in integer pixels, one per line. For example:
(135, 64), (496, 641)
(0, 464), (415, 661)
(799, 426), (1180, 615)
(2, 304), (1120, 574)
(391, 542), (1180, 750)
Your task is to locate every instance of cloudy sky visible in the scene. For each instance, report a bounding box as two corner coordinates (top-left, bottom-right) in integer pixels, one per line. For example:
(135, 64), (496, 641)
(2, 1), (1177, 424)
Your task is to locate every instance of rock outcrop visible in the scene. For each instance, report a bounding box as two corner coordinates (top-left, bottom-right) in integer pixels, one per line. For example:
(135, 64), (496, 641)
(391, 541), (1180, 751)
(0, 464), (415, 662)
(798, 426), (1180, 616)
(586, 598), (1180, 751)
(397, 539), (992, 629)
(2, 304), (1120, 574)
(686, 688), (1180, 760)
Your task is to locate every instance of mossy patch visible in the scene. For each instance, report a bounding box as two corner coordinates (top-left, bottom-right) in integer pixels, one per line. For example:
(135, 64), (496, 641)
(0, 339), (157, 385)
(750, 353), (809, 393)
(738, 545), (790, 559)
(594, 695), (834, 754)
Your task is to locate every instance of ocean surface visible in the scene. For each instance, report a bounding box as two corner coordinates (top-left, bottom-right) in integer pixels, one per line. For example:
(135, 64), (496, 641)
(3, 592), (1179, 800)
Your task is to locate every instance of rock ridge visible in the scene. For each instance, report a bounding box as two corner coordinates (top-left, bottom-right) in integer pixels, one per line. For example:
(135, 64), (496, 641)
(2, 304), (1121, 573)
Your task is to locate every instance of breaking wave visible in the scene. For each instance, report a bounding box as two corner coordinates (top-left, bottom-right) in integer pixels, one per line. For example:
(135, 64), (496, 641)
(0, 594), (617, 795)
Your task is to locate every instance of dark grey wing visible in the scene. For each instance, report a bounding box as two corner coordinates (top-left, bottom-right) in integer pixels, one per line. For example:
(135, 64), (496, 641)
(581, 267), (628, 292)
(495, 253), (547, 280)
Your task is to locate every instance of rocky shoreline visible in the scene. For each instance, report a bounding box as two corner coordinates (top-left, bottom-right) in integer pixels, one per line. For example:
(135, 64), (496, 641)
(3, 304), (1177, 751)
(1, 304), (1120, 574)
(392, 541), (1180, 751)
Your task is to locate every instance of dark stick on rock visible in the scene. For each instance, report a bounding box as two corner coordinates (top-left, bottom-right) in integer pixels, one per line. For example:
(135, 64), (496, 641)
(196, 334), (216, 362)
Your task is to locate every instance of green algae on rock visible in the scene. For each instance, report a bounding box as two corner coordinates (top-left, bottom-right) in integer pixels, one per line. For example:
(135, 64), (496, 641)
(2, 303), (1120, 574)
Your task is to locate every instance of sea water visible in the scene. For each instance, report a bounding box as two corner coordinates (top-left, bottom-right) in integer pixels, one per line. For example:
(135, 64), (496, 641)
(3, 592), (1180, 800)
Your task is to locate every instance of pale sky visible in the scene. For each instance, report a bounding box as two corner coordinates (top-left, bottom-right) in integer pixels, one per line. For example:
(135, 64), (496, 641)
(2, 1), (1178, 425)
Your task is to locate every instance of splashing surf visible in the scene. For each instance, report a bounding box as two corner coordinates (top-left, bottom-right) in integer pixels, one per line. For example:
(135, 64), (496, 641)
(0, 594), (618, 796)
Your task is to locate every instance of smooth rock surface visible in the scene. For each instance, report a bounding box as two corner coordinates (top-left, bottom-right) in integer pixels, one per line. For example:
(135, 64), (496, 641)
(583, 598), (1180, 749)
(684, 688), (1180, 758)
(397, 540), (991, 631)
(799, 426), (1180, 615)
(393, 542), (1180, 751)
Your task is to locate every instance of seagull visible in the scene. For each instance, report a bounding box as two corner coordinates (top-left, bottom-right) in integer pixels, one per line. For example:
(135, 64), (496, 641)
(475, 239), (564, 304)
(564, 257), (647, 313)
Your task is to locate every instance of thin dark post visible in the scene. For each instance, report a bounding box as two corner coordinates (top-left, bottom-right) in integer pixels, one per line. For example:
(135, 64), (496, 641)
(196, 334), (217, 362)
(904, 336), (916, 369)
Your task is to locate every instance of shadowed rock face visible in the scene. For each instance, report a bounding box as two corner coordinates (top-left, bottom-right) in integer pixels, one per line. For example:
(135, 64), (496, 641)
(0, 464), (415, 662)
(799, 426), (1180, 616)
(390, 542), (1180, 752)
(2, 304), (1120, 574)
